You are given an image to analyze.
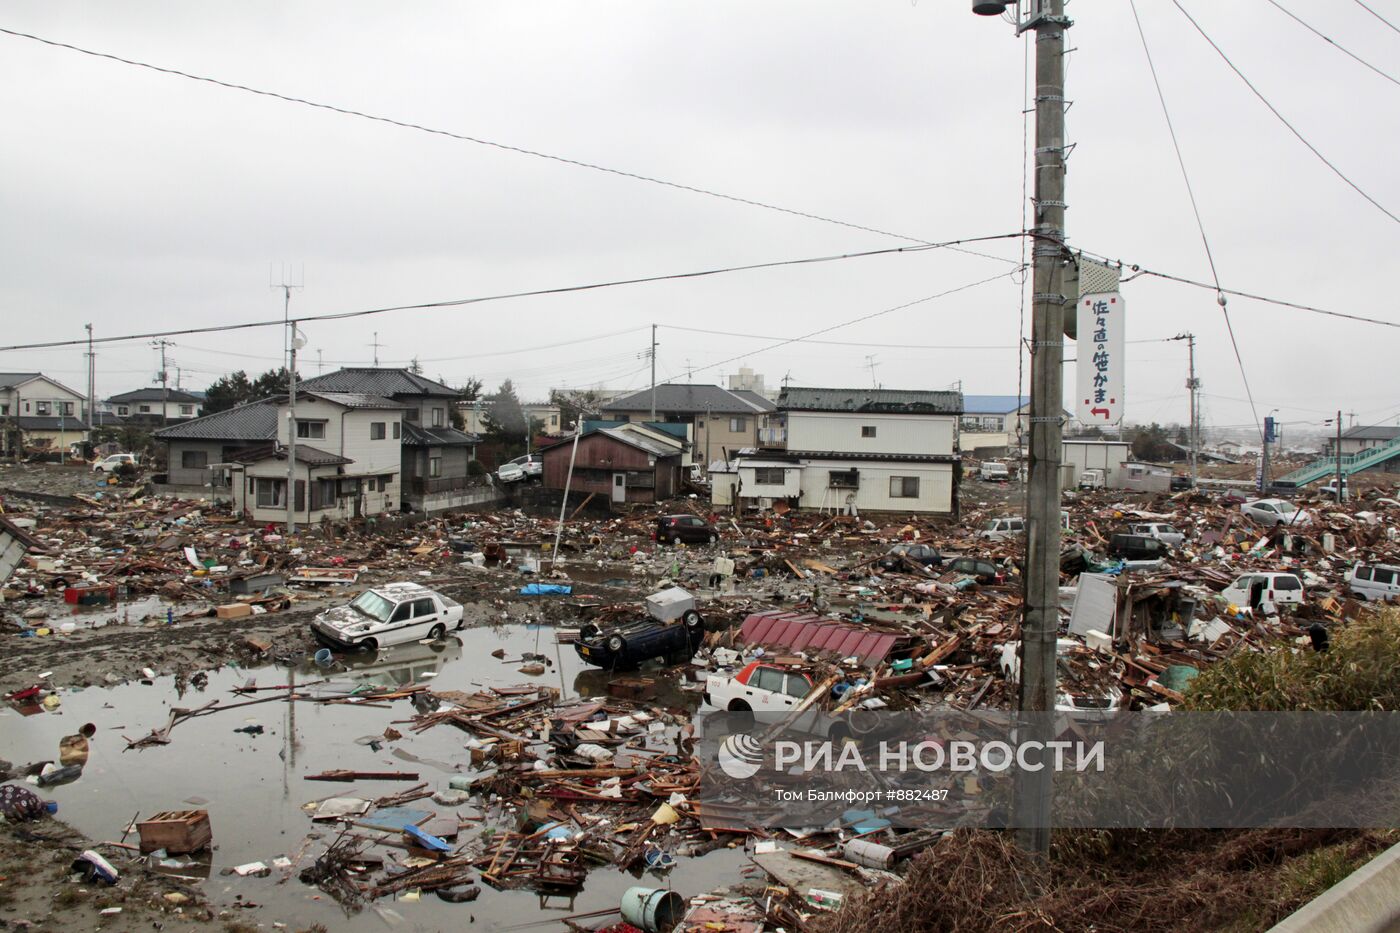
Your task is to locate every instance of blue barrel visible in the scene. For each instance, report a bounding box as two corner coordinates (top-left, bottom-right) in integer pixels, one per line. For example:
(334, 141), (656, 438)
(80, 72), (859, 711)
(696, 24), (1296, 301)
(314, 648), (334, 666)
(620, 886), (684, 932)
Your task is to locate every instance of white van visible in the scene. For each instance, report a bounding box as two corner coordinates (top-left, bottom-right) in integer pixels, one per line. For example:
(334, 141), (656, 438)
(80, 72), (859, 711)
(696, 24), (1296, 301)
(1078, 469), (1106, 490)
(1221, 572), (1305, 612)
(1347, 563), (1400, 602)
(980, 462), (1010, 482)
(978, 516), (1025, 541)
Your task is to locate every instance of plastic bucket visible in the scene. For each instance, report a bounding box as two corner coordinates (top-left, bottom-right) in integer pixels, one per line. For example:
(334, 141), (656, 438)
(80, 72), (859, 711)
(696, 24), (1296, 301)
(620, 886), (684, 932)
(843, 838), (896, 869)
(313, 648), (334, 667)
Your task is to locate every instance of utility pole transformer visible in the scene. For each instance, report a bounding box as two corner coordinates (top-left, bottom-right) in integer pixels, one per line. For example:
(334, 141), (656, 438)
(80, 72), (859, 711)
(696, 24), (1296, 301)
(977, 0), (1071, 858)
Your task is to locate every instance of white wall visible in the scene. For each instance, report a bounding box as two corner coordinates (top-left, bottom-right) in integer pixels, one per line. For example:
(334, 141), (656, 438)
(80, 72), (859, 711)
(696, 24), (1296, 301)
(1063, 441), (1131, 486)
(785, 411), (955, 457)
(737, 462), (802, 497)
(797, 460), (953, 514)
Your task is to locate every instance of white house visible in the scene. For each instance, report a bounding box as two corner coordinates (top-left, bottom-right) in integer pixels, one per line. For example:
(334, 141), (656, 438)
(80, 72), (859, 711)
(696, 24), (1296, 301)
(106, 387), (204, 426)
(0, 372), (89, 455)
(960, 395), (1030, 455)
(228, 391), (408, 524)
(719, 387), (962, 515)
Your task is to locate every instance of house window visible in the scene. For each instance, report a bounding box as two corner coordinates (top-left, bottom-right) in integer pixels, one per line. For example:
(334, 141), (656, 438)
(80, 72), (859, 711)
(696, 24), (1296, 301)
(889, 476), (920, 498)
(181, 450), (208, 470)
(377, 476), (390, 492)
(180, 404), (194, 415)
(861, 425), (877, 438)
(829, 469), (859, 489)
(729, 416), (748, 432)
(296, 420), (326, 440)
(255, 478), (284, 507)
(314, 478), (337, 509)
(371, 422), (386, 440)
(393, 421), (401, 439)
(59, 402), (74, 416)
(432, 408), (444, 427)
(549, 415), (558, 427)
(0, 405), (7, 416)
(139, 404), (152, 414)
(36, 401), (50, 416)
(117, 406), (129, 416)
(754, 467), (786, 485)
(429, 456), (442, 477)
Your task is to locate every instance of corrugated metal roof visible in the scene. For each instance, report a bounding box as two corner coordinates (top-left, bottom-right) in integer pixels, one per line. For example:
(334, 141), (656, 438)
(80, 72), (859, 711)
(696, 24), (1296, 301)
(599, 425), (685, 457)
(778, 387), (962, 415)
(737, 610), (905, 666)
(153, 400), (278, 441)
(300, 368), (459, 398)
(601, 383), (773, 415)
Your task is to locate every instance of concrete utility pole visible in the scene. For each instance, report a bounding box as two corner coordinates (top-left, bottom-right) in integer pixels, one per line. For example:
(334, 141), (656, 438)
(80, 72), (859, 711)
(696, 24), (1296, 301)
(272, 273), (303, 533)
(1335, 409), (1344, 503)
(1171, 333), (1200, 487)
(1261, 409), (1277, 492)
(976, 0), (1071, 858)
(649, 324), (658, 420)
(85, 323), (95, 454)
(153, 339), (173, 430)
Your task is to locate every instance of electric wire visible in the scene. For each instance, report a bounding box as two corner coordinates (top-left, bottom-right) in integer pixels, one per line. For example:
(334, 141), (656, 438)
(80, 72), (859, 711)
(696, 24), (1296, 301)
(0, 238), (1016, 353)
(1350, 0), (1400, 36)
(1264, 0), (1400, 88)
(1170, 0), (1400, 226)
(1124, 267), (1400, 329)
(1130, 0), (1264, 446)
(0, 26), (1020, 267)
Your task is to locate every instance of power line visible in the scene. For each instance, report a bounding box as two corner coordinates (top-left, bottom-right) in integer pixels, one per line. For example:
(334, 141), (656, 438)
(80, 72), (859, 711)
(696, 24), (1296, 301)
(660, 323), (1181, 351)
(0, 26), (1021, 267)
(0, 238), (1013, 353)
(1350, 0), (1400, 36)
(1124, 265), (1400, 329)
(1130, 0), (1263, 447)
(1171, 0), (1400, 226)
(1264, 0), (1400, 88)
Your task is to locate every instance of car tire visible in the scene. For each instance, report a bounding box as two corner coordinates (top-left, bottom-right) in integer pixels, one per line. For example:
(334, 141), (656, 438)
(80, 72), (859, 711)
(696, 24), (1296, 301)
(682, 610), (703, 631)
(671, 535), (682, 545)
(708, 534), (718, 544)
(429, 623), (446, 640)
(726, 699), (754, 731)
(606, 634), (626, 654)
(359, 638), (379, 653)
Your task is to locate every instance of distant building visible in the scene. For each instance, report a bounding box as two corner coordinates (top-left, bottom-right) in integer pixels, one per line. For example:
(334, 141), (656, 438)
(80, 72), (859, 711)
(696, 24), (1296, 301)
(728, 367), (777, 402)
(0, 373), (90, 455)
(540, 423), (685, 504)
(106, 387), (204, 427)
(960, 395), (1031, 456)
(601, 384), (776, 470)
(1327, 425), (1400, 474)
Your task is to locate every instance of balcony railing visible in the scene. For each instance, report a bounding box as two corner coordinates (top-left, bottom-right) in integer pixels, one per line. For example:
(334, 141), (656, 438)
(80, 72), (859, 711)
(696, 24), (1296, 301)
(757, 426), (788, 448)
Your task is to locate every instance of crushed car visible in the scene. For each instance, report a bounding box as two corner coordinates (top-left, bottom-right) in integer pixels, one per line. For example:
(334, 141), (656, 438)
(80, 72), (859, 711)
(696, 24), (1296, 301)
(574, 586), (706, 669)
(311, 582), (465, 651)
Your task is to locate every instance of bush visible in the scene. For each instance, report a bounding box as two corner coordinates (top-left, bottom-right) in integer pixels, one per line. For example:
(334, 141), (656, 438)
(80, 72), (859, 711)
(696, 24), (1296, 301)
(467, 459), (488, 477)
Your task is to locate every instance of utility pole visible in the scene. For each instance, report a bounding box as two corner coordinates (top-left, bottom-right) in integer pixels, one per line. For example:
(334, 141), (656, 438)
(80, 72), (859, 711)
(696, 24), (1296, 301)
(976, 0), (1071, 858)
(1261, 409), (1277, 493)
(1335, 409), (1344, 503)
(1171, 333), (1200, 487)
(153, 339), (173, 430)
(649, 324), (658, 420)
(85, 323), (95, 456)
(272, 273), (303, 533)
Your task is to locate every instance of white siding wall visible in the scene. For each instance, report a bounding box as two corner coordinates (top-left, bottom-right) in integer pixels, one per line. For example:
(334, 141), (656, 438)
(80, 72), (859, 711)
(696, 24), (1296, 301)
(796, 460), (953, 514)
(785, 412), (955, 457)
(737, 463), (802, 497)
(1062, 441), (1131, 486)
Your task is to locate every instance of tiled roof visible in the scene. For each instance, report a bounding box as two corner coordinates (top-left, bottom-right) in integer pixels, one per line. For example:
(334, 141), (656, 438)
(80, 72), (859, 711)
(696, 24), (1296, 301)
(0, 373), (41, 390)
(231, 444), (351, 466)
(106, 387), (205, 404)
(300, 368), (459, 399)
(778, 387), (963, 415)
(1343, 426), (1400, 441)
(297, 391), (406, 410)
(402, 422), (480, 448)
(601, 383), (772, 415)
(153, 401), (278, 441)
(17, 417), (90, 431)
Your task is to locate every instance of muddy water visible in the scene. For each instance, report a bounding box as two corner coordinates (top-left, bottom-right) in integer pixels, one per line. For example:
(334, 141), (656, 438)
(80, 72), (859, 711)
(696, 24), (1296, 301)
(1, 623), (739, 931)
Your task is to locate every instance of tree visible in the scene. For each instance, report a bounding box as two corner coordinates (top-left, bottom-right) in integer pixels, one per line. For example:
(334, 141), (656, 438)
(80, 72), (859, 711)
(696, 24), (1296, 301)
(550, 388), (605, 431)
(450, 377), (484, 431)
(483, 379), (528, 442)
(203, 370), (255, 415)
(250, 367), (298, 400)
(1130, 422), (1185, 462)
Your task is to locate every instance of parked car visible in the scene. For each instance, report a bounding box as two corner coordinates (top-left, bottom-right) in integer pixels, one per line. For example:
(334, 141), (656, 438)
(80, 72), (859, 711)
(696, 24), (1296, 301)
(1240, 498), (1312, 527)
(1347, 563), (1400, 602)
(998, 639), (1122, 720)
(1078, 469), (1106, 491)
(704, 661), (813, 712)
(1220, 572), (1305, 611)
(496, 454), (542, 484)
(980, 462), (1011, 483)
(1126, 522), (1185, 548)
(946, 556), (1005, 585)
(574, 588), (706, 669)
(311, 582), (465, 651)
(977, 516), (1024, 541)
(875, 543), (942, 572)
(655, 514), (719, 545)
(1318, 478), (1349, 501)
(1107, 533), (1169, 562)
(92, 453), (137, 473)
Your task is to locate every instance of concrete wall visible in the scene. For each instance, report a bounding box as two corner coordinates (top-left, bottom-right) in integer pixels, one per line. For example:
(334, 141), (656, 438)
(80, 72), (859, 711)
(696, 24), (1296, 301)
(786, 411), (956, 457)
(1063, 440), (1131, 486)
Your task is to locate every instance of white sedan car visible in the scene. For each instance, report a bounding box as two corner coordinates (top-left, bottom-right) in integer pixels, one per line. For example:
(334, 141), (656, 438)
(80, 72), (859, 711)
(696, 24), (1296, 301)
(311, 583), (464, 651)
(92, 453), (137, 473)
(1240, 498), (1312, 527)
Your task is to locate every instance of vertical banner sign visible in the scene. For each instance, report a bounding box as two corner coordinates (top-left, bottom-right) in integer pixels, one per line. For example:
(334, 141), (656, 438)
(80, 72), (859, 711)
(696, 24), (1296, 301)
(1076, 292), (1125, 425)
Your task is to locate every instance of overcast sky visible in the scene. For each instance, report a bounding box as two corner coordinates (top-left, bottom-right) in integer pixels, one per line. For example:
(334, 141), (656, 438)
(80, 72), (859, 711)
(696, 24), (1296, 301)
(1, 1), (1396, 438)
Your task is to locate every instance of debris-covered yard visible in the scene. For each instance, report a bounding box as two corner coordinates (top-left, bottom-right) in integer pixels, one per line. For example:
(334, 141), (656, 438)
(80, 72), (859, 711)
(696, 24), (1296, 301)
(4, 458), (1400, 931)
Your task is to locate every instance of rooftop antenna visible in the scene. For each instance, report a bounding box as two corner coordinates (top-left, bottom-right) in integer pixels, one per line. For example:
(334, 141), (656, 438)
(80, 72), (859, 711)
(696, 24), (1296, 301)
(865, 354), (879, 389)
(369, 332), (386, 367)
(317, 349), (324, 375)
(782, 371), (792, 388)
(270, 263), (304, 373)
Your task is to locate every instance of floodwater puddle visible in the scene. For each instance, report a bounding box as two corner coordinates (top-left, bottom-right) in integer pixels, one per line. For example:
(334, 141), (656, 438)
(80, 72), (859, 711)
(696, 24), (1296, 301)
(1, 623), (727, 931)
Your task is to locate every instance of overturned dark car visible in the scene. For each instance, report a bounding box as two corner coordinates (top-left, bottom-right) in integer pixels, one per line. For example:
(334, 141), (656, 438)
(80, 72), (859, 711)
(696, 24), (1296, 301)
(574, 587), (706, 670)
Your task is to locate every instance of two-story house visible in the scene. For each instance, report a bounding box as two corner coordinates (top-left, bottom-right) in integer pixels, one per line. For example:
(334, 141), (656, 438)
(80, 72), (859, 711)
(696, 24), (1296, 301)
(599, 384), (775, 471)
(154, 368), (481, 515)
(106, 387), (204, 427)
(0, 373), (89, 455)
(717, 387), (963, 515)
